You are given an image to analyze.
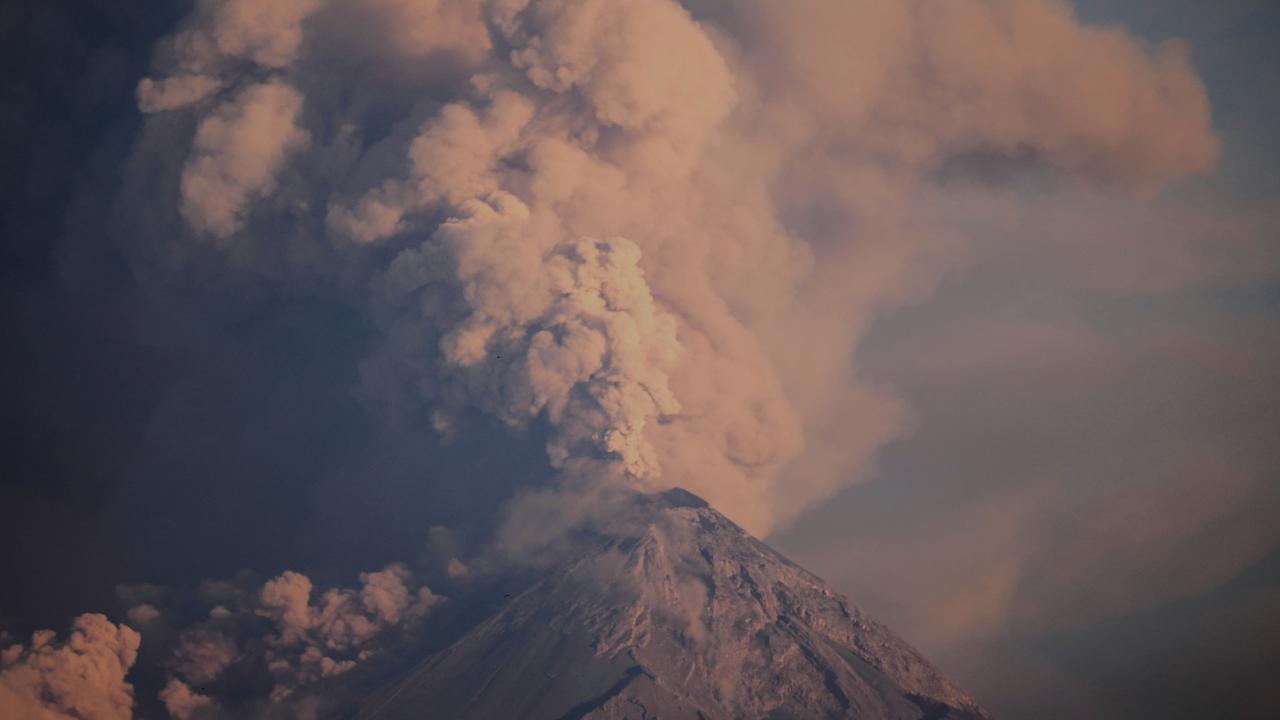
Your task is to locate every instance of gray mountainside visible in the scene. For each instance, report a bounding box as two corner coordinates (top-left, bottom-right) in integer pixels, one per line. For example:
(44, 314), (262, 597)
(357, 489), (989, 719)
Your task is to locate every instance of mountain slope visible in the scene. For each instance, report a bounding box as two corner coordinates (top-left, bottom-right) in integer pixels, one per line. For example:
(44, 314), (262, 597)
(358, 489), (988, 720)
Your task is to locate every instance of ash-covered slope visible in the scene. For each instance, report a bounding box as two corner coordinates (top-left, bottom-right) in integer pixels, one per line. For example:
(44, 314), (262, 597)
(359, 489), (988, 720)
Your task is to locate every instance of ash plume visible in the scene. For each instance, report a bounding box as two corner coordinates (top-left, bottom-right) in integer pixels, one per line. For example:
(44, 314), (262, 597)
(110, 0), (1216, 547)
(120, 0), (1214, 540)
(0, 614), (141, 720)
(111, 564), (443, 718)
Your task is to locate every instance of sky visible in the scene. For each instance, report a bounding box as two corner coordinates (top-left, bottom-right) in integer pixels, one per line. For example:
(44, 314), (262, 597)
(0, 1), (1277, 718)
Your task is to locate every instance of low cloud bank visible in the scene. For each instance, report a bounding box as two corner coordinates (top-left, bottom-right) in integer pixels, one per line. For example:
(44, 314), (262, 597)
(0, 614), (140, 720)
(114, 563), (443, 718)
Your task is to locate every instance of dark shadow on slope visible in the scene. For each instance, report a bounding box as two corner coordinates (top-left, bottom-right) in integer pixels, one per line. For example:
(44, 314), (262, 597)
(555, 664), (655, 720)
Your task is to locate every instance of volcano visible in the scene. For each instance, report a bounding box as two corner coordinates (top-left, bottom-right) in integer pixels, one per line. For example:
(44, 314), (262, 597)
(355, 489), (989, 720)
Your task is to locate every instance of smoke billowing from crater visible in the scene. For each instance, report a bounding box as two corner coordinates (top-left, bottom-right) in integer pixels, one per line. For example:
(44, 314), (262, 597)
(118, 0), (1215, 541)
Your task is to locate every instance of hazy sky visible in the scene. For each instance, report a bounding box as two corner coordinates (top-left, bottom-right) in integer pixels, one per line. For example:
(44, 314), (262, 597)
(775, 2), (1280, 717)
(1, 1), (1277, 718)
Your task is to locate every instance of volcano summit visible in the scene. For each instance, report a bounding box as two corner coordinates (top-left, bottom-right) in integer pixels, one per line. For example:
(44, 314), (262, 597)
(356, 489), (989, 720)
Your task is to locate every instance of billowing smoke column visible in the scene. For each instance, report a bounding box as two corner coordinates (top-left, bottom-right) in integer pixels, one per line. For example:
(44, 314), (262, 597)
(125, 0), (1217, 537)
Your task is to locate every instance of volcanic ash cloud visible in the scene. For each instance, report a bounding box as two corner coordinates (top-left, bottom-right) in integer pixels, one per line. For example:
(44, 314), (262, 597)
(125, 0), (1218, 536)
(0, 614), (141, 720)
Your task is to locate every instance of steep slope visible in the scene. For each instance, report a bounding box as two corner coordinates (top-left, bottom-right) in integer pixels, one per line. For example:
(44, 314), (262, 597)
(358, 489), (988, 719)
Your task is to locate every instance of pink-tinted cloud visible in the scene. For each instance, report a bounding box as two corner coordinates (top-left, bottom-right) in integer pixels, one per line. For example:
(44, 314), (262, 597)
(0, 614), (141, 720)
(124, 0), (1220, 541)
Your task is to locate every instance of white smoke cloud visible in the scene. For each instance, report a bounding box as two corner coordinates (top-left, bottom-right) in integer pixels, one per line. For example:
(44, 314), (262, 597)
(0, 614), (141, 720)
(178, 81), (310, 239)
(158, 679), (213, 720)
(126, 0), (1217, 538)
(430, 203), (682, 480)
(125, 604), (161, 627)
(154, 563), (441, 714)
(172, 629), (238, 685)
(204, 0), (322, 69)
(150, 0), (321, 77)
(256, 564), (439, 655)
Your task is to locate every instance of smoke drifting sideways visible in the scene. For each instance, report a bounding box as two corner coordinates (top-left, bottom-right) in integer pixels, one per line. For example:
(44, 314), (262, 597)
(0, 561), (444, 720)
(121, 563), (444, 718)
(0, 615), (140, 720)
(1, 0), (1219, 716)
